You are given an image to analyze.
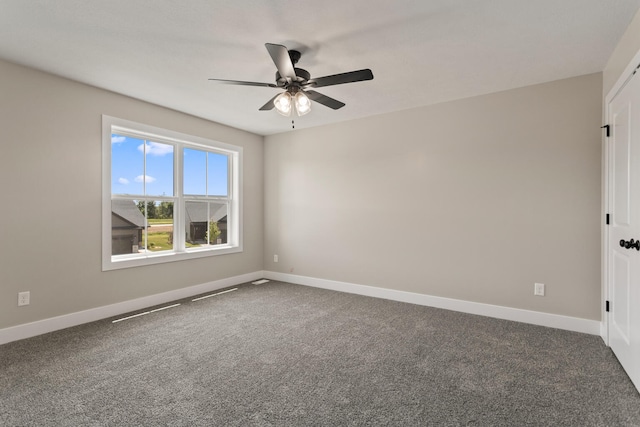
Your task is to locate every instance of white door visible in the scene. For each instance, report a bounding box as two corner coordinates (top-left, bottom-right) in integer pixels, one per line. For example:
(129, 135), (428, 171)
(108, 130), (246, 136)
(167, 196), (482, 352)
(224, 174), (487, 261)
(608, 69), (640, 391)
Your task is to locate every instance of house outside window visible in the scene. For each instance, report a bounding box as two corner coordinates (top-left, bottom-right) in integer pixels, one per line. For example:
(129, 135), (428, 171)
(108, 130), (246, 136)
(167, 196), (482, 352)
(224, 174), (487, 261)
(102, 116), (242, 271)
(111, 199), (145, 255)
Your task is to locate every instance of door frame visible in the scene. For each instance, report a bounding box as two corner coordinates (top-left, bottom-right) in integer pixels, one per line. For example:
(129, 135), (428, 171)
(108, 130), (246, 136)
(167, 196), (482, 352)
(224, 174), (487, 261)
(603, 47), (640, 345)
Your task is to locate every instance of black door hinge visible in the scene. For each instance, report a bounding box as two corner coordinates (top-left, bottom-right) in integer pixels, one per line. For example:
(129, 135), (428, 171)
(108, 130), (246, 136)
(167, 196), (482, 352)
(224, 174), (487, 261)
(606, 213), (610, 225)
(601, 125), (610, 137)
(606, 300), (610, 312)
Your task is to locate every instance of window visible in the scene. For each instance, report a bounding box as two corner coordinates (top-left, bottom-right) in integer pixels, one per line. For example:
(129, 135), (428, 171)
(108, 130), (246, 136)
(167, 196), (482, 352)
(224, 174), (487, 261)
(102, 116), (242, 270)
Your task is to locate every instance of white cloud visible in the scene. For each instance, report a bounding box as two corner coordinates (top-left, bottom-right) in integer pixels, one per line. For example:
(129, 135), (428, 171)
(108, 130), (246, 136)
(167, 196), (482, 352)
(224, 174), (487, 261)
(118, 177), (129, 185)
(137, 141), (174, 156)
(134, 175), (156, 183)
(111, 135), (126, 144)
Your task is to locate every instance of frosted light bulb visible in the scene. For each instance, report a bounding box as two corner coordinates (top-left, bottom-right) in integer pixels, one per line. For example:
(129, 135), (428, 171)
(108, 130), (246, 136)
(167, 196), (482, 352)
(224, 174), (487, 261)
(274, 92), (292, 116)
(295, 91), (311, 116)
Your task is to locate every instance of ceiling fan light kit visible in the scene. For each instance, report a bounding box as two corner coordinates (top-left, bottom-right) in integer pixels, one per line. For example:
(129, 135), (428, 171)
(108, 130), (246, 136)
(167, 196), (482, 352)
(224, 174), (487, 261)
(209, 43), (374, 121)
(273, 88), (312, 117)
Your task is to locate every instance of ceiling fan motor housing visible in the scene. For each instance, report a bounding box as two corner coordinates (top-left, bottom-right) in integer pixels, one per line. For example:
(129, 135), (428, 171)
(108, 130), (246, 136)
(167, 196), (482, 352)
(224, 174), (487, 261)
(275, 67), (311, 87)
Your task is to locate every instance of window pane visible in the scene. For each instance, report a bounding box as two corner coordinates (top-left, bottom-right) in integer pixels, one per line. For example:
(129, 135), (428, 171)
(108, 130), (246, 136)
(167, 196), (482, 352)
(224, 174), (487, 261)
(208, 202), (228, 245)
(185, 201), (207, 247)
(207, 152), (229, 196)
(144, 141), (174, 197)
(111, 134), (144, 195)
(141, 200), (174, 253)
(185, 201), (228, 247)
(184, 148), (206, 195)
(111, 199), (145, 255)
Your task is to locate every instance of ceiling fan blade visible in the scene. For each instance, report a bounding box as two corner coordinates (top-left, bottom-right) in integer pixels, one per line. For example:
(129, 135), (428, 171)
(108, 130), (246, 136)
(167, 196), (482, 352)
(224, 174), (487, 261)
(306, 69), (373, 88)
(265, 43), (296, 82)
(259, 94), (280, 111)
(306, 90), (345, 110)
(208, 78), (278, 88)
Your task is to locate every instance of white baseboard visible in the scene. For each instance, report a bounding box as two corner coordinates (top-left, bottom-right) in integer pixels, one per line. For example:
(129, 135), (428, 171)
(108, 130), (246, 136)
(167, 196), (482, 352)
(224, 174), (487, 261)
(1, 270), (601, 346)
(0, 271), (265, 345)
(264, 271), (602, 335)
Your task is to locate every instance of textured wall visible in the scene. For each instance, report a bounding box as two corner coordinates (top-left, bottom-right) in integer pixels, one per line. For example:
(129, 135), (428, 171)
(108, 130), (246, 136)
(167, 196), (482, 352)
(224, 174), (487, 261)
(264, 73), (602, 320)
(0, 60), (264, 329)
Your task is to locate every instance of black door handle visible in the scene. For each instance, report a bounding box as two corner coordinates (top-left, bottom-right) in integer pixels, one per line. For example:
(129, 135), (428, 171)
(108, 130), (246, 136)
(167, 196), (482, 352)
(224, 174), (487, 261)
(619, 239), (640, 250)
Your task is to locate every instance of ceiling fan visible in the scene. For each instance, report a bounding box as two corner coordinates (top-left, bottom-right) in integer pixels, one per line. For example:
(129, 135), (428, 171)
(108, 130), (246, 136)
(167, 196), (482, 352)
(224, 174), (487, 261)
(209, 43), (374, 117)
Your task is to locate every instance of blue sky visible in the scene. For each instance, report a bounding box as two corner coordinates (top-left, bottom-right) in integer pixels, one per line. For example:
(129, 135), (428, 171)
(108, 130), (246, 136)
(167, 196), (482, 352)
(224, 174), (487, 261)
(111, 134), (228, 197)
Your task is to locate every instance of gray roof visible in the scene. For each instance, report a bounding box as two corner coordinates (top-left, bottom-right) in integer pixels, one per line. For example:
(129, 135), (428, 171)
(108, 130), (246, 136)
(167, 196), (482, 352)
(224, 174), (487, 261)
(111, 199), (145, 227)
(185, 202), (227, 223)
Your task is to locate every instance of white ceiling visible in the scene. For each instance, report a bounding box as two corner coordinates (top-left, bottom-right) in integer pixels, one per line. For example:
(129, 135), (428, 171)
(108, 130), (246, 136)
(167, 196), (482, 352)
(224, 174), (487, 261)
(1, 0), (639, 136)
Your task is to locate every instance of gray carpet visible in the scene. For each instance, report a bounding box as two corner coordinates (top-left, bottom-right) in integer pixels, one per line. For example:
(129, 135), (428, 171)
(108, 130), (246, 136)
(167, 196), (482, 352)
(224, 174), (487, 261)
(1, 280), (639, 426)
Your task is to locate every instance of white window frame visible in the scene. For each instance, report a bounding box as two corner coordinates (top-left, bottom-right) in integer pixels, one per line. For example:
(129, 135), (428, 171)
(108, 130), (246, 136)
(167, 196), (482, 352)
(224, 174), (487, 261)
(102, 115), (242, 271)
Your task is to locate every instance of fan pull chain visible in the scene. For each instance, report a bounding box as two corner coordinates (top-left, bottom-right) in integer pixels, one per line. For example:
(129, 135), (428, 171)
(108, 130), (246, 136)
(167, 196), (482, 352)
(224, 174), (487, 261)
(292, 120), (295, 129)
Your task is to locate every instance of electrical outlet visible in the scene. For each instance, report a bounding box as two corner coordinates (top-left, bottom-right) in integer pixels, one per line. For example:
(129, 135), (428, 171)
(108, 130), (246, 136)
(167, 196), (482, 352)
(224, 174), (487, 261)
(273, 254), (278, 263)
(18, 291), (30, 306)
(534, 283), (545, 296)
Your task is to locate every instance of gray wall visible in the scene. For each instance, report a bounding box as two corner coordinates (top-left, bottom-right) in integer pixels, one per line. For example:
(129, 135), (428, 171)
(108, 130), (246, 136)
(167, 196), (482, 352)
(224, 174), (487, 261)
(0, 60), (264, 329)
(264, 73), (603, 320)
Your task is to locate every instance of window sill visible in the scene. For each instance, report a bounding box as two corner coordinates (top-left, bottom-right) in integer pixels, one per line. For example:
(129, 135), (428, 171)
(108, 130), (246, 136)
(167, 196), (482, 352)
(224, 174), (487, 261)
(102, 245), (242, 271)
